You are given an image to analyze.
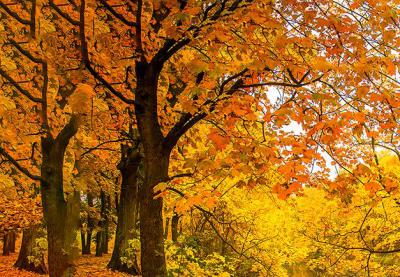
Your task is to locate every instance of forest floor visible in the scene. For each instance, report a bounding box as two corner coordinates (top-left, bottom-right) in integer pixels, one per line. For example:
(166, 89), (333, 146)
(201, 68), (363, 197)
(1, 236), (131, 277)
(0, 252), (131, 276)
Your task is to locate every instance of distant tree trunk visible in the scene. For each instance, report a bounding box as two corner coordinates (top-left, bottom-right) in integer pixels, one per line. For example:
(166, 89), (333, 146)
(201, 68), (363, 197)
(40, 116), (80, 277)
(14, 226), (47, 274)
(2, 232), (11, 256)
(101, 231), (108, 254)
(2, 231), (16, 255)
(101, 194), (111, 254)
(95, 230), (103, 257)
(164, 217), (170, 239)
(81, 193), (94, 255)
(80, 232), (86, 254)
(96, 190), (110, 257)
(9, 231), (16, 253)
(107, 145), (141, 275)
(171, 213), (180, 243)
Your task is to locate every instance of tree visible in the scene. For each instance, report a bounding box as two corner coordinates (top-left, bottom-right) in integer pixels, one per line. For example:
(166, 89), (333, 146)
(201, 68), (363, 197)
(1, 0), (398, 276)
(107, 143), (142, 274)
(0, 3), (106, 275)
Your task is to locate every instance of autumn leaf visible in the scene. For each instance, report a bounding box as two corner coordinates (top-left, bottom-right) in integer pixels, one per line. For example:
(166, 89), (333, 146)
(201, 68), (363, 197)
(365, 181), (381, 194)
(68, 84), (95, 114)
(208, 129), (230, 150)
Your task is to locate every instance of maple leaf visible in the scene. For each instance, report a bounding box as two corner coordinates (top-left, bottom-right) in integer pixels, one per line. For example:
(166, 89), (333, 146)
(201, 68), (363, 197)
(365, 181), (381, 194)
(207, 129), (230, 150)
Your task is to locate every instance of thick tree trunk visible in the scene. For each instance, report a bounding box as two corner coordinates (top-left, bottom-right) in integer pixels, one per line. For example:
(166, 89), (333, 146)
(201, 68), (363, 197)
(14, 226), (47, 274)
(135, 61), (170, 277)
(107, 145), (141, 274)
(139, 155), (169, 277)
(40, 116), (80, 277)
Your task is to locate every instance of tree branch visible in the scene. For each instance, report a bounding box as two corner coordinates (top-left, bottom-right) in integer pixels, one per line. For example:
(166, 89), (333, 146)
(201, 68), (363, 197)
(0, 1), (30, 25)
(49, 0), (80, 25)
(78, 0), (135, 104)
(80, 138), (128, 158)
(0, 69), (43, 103)
(0, 147), (42, 181)
(99, 0), (136, 27)
(55, 115), (79, 149)
(239, 74), (324, 89)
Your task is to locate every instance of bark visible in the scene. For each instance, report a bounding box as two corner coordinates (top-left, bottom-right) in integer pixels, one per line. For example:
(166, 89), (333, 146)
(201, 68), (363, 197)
(2, 231), (16, 255)
(81, 193), (94, 255)
(104, 194), (112, 253)
(81, 230), (92, 255)
(107, 145), (141, 274)
(14, 226), (47, 274)
(171, 213), (180, 243)
(101, 230), (108, 254)
(40, 116), (80, 277)
(138, 158), (168, 277)
(95, 231), (103, 257)
(2, 233), (10, 256)
(135, 59), (169, 277)
(80, 232), (86, 254)
(96, 189), (110, 256)
(164, 218), (170, 240)
(9, 231), (16, 253)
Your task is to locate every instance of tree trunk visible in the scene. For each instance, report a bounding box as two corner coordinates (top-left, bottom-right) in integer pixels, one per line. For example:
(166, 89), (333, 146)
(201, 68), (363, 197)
(9, 231), (16, 253)
(101, 230), (108, 254)
(171, 213), (180, 243)
(138, 153), (169, 277)
(97, 189), (110, 256)
(107, 145), (141, 274)
(2, 233), (10, 256)
(80, 232), (86, 254)
(82, 231), (92, 255)
(95, 231), (103, 257)
(164, 217), (170, 240)
(14, 226), (47, 274)
(135, 58), (170, 277)
(2, 231), (16, 255)
(40, 116), (80, 277)
(81, 193), (94, 255)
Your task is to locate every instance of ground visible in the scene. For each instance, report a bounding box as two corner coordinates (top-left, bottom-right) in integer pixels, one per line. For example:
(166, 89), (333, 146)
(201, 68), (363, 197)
(0, 236), (131, 277)
(0, 252), (132, 276)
